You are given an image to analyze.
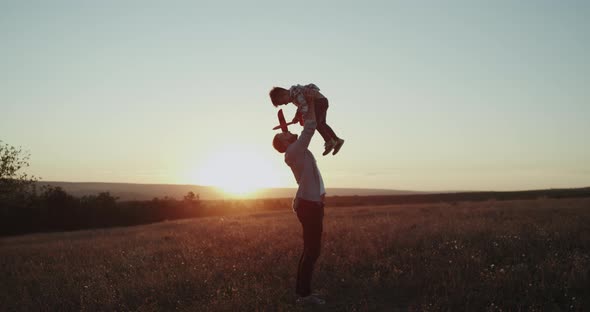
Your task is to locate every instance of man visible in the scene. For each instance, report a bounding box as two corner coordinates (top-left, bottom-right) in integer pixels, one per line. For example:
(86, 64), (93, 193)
(272, 101), (326, 305)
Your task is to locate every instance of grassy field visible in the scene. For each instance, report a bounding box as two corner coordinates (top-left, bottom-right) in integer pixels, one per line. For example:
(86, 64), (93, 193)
(1, 198), (589, 311)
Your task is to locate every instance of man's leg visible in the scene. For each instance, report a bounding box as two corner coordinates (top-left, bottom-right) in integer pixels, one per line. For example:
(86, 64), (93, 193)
(295, 200), (324, 297)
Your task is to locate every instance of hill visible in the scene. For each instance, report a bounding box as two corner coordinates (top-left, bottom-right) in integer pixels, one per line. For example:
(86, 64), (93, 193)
(36, 181), (423, 201)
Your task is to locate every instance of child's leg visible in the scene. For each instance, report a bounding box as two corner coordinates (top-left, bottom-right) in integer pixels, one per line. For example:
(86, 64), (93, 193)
(314, 98), (336, 143)
(315, 98), (344, 156)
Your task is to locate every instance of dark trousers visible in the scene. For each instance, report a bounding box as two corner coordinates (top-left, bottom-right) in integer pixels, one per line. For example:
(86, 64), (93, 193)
(314, 98), (339, 143)
(295, 198), (324, 296)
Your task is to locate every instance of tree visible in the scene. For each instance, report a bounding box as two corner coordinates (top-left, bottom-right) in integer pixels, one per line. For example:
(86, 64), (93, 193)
(183, 191), (199, 202)
(0, 140), (37, 204)
(38, 186), (74, 208)
(80, 192), (119, 208)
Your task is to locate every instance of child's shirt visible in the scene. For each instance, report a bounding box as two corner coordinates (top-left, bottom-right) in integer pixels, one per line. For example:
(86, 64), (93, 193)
(289, 83), (324, 118)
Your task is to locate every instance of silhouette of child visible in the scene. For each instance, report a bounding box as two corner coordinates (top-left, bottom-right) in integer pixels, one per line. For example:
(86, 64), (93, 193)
(270, 83), (344, 156)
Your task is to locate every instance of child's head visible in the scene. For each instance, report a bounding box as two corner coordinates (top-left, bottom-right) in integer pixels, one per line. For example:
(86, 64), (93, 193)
(269, 87), (290, 107)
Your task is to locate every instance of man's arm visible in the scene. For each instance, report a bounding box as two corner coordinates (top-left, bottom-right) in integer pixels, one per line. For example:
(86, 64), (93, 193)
(306, 99), (316, 121)
(295, 93), (309, 119)
(292, 84), (319, 120)
(295, 85), (323, 120)
(289, 102), (316, 154)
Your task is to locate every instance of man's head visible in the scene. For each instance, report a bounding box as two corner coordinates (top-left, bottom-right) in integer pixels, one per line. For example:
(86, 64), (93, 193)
(272, 131), (298, 153)
(269, 87), (291, 107)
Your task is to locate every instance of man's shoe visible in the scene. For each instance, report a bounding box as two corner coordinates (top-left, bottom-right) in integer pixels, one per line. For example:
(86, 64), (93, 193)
(322, 139), (336, 156)
(296, 294), (326, 305)
(332, 139), (345, 155)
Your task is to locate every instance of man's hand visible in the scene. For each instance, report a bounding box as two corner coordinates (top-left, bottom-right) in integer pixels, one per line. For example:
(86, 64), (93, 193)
(306, 100), (316, 122)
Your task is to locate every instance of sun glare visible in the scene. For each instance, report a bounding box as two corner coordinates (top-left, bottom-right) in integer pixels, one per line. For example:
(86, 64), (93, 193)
(192, 144), (283, 197)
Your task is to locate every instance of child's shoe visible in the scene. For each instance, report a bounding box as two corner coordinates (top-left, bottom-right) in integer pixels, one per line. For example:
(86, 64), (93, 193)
(332, 138), (345, 155)
(322, 139), (337, 156)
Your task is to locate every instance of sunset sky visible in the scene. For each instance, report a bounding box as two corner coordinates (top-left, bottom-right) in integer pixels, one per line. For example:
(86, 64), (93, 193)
(1, 1), (589, 192)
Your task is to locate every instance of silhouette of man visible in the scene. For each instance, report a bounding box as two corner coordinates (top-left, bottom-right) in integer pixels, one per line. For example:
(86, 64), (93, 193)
(272, 101), (326, 305)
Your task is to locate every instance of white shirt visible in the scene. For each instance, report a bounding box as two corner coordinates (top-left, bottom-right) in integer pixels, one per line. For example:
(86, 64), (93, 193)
(318, 166), (325, 196)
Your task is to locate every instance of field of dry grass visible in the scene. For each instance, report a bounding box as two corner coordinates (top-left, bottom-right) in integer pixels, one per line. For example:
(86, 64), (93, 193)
(2, 198), (589, 311)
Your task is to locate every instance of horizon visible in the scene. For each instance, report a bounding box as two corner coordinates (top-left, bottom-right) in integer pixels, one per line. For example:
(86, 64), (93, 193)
(2, 1), (589, 194)
(36, 179), (590, 193)
(30, 180), (590, 202)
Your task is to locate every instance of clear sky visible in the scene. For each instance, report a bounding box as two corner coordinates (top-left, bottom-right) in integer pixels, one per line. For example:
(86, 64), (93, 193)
(1, 0), (589, 192)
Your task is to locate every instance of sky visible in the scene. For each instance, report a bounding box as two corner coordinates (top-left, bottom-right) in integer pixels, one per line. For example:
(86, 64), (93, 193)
(1, 0), (589, 192)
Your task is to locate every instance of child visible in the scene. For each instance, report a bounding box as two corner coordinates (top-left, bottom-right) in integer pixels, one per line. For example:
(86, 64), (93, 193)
(270, 83), (345, 156)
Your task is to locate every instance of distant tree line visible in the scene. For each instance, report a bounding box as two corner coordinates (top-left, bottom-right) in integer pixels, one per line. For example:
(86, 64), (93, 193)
(0, 184), (204, 236)
(0, 141), (292, 236)
(0, 139), (206, 235)
(3, 140), (589, 236)
(324, 188), (590, 207)
(1, 185), (291, 237)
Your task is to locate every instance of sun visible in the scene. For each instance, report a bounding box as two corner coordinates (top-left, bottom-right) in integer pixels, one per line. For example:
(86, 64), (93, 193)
(191, 144), (283, 197)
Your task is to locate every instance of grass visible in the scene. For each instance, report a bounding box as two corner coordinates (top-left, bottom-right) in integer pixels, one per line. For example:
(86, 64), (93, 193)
(1, 198), (589, 311)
